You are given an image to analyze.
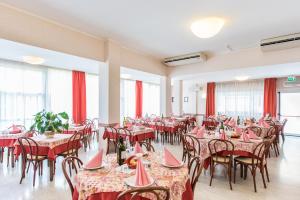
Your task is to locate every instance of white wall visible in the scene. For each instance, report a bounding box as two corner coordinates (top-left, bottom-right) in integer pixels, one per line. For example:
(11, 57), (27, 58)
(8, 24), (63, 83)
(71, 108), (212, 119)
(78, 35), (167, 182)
(182, 80), (207, 115)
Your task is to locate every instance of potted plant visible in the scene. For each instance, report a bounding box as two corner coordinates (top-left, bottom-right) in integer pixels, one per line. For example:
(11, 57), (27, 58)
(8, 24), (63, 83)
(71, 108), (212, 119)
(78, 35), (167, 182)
(30, 110), (69, 138)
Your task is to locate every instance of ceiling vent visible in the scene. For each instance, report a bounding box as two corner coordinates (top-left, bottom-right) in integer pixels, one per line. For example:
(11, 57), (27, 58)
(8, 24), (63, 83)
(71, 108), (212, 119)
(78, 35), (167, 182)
(163, 52), (206, 67)
(260, 33), (300, 52)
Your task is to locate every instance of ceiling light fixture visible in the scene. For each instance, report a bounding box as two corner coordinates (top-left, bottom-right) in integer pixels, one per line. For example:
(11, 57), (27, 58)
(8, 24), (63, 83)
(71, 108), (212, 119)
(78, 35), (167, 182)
(235, 76), (249, 81)
(191, 17), (225, 38)
(23, 56), (45, 65)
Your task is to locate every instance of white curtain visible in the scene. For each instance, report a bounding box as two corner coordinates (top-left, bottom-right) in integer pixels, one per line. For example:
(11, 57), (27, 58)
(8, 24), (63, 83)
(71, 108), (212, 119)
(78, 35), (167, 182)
(0, 61), (46, 129)
(143, 82), (160, 116)
(47, 68), (72, 118)
(120, 79), (136, 120)
(216, 80), (264, 119)
(86, 73), (99, 119)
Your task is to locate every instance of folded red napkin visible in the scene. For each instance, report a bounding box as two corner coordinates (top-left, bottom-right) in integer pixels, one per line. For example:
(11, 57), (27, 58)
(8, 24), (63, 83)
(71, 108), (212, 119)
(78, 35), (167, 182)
(242, 132), (250, 142)
(248, 130), (258, 139)
(135, 159), (151, 186)
(262, 121), (270, 128)
(235, 127), (242, 134)
(85, 149), (103, 168)
(196, 126), (205, 138)
(10, 125), (22, 134)
(164, 147), (181, 166)
(134, 142), (143, 154)
(219, 130), (228, 140)
(191, 127), (199, 134)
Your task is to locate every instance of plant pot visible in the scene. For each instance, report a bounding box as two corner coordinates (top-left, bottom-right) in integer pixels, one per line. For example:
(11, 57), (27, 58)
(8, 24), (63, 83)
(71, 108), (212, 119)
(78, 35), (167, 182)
(44, 131), (55, 138)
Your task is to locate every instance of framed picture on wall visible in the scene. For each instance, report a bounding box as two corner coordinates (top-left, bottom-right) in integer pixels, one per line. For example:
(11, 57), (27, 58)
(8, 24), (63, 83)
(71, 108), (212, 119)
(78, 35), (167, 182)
(184, 97), (188, 102)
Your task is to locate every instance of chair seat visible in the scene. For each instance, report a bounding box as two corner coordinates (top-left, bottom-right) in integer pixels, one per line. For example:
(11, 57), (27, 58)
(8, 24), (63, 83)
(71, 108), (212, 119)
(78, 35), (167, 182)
(26, 154), (47, 160)
(59, 149), (78, 156)
(234, 156), (266, 165)
(212, 155), (231, 163)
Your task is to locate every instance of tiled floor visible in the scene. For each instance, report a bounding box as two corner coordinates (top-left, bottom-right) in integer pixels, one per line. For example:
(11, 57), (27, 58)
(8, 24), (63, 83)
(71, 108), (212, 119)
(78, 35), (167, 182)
(0, 136), (300, 200)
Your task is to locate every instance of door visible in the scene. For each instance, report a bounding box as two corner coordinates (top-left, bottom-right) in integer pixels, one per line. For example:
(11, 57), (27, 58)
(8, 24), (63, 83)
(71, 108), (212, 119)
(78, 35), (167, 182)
(279, 92), (300, 136)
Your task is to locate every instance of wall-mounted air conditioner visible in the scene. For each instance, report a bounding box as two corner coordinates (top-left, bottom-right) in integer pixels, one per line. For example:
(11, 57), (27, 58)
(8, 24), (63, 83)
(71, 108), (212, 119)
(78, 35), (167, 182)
(163, 52), (206, 67)
(260, 33), (300, 52)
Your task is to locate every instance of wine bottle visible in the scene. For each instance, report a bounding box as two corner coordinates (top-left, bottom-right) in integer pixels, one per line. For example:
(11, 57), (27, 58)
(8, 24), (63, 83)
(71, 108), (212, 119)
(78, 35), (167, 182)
(117, 137), (126, 166)
(237, 116), (240, 125)
(219, 122), (224, 133)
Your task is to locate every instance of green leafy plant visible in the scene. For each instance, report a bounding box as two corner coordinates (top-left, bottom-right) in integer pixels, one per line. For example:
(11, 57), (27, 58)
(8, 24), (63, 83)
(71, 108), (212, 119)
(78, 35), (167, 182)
(30, 110), (69, 134)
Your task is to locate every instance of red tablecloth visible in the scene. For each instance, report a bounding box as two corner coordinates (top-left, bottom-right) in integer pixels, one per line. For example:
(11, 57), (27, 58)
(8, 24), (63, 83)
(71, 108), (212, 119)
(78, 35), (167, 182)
(0, 138), (18, 148)
(149, 124), (179, 134)
(14, 140), (81, 160)
(72, 180), (193, 200)
(103, 130), (155, 142)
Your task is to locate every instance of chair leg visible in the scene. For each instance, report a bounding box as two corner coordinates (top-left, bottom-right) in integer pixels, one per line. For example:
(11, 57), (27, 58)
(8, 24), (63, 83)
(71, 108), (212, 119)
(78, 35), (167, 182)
(260, 166), (267, 189)
(265, 165), (270, 182)
(106, 140), (110, 155)
(252, 169), (257, 192)
(228, 163), (233, 190)
(33, 163), (37, 187)
(234, 161), (237, 183)
(281, 133), (285, 143)
(240, 164), (243, 178)
(209, 161), (214, 186)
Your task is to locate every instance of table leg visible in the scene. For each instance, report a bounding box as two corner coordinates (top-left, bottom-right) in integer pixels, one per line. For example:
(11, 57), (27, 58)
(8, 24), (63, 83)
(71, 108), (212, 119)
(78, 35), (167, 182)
(11, 147), (15, 168)
(49, 159), (54, 181)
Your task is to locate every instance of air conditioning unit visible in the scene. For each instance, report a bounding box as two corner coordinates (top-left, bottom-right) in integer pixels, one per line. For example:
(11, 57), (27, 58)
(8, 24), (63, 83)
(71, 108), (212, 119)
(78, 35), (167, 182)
(260, 33), (300, 52)
(283, 81), (300, 88)
(163, 52), (206, 67)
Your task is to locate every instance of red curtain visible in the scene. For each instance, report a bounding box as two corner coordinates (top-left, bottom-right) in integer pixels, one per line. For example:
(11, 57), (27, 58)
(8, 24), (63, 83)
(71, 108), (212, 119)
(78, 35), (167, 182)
(135, 80), (143, 118)
(72, 71), (86, 124)
(263, 78), (277, 117)
(206, 82), (216, 117)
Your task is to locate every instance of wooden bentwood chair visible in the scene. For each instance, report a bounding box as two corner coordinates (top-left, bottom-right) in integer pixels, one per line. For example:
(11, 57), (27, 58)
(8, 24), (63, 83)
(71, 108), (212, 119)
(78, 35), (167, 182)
(62, 156), (83, 196)
(208, 139), (234, 190)
(233, 141), (268, 192)
(18, 137), (48, 187)
(116, 186), (170, 200)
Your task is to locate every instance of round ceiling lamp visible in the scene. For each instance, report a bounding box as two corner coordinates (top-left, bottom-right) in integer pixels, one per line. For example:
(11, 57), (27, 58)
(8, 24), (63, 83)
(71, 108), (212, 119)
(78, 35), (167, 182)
(23, 56), (45, 65)
(191, 17), (225, 38)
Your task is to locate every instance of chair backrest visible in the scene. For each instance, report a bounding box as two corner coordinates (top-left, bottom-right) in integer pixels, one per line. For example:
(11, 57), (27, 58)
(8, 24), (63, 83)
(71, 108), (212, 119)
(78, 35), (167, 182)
(208, 139), (234, 159)
(139, 141), (155, 152)
(263, 135), (276, 157)
(224, 124), (234, 131)
(65, 131), (83, 156)
(116, 186), (170, 200)
(265, 126), (276, 138)
(92, 118), (99, 128)
(18, 137), (40, 161)
(118, 128), (133, 144)
(82, 122), (93, 135)
(245, 126), (262, 137)
(184, 134), (201, 157)
(251, 142), (266, 165)
(280, 118), (288, 132)
(188, 156), (204, 192)
(62, 156), (83, 196)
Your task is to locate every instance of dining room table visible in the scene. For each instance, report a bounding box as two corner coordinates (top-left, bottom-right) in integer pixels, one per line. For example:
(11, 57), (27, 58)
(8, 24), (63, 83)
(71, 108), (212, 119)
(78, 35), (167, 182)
(14, 133), (81, 181)
(188, 131), (264, 169)
(0, 130), (30, 167)
(103, 126), (156, 143)
(73, 152), (193, 200)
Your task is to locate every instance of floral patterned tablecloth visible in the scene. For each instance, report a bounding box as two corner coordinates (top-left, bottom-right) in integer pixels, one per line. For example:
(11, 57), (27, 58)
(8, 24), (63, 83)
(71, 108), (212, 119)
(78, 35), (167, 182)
(75, 153), (189, 200)
(189, 133), (263, 160)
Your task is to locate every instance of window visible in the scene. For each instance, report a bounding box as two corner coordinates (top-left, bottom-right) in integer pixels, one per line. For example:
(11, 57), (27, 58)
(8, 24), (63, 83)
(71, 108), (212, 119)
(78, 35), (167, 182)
(86, 73), (99, 119)
(0, 59), (99, 129)
(216, 80), (264, 119)
(120, 79), (161, 120)
(47, 68), (72, 117)
(143, 82), (160, 116)
(120, 79), (136, 119)
(0, 61), (46, 129)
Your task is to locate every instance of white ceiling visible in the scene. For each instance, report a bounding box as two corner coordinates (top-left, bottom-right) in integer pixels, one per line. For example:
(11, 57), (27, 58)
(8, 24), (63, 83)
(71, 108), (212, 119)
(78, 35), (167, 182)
(173, 62), (300, 83)
(2, 0), (300, 58)
(0, 39), (100, 73)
